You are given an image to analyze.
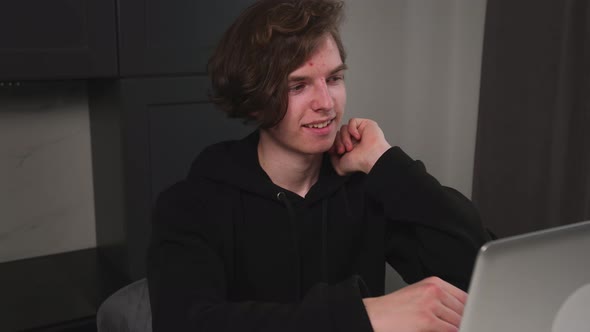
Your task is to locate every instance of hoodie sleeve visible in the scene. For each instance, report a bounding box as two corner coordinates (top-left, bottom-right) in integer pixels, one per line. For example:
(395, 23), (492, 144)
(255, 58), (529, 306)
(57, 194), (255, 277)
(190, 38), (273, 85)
(363, 147), (492, 291)
(147, 181), (374, 332)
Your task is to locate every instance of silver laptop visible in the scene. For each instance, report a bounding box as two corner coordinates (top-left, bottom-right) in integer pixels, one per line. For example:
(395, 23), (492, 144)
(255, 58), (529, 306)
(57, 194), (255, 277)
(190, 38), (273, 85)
(460, 220), (590, 332)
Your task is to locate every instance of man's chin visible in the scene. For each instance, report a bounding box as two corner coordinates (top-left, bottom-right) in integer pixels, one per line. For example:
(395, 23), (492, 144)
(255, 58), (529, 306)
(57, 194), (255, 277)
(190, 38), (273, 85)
(306, 141), (335, 155)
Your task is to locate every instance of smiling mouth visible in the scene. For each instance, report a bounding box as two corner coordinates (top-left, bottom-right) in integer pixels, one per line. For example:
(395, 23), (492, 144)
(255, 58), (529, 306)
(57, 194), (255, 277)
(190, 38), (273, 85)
(303, 119), (333, 129)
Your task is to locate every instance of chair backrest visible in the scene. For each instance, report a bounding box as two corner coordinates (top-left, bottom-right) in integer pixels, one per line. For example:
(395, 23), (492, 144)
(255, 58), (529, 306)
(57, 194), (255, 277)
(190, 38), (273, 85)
(97, 278), (152, 332)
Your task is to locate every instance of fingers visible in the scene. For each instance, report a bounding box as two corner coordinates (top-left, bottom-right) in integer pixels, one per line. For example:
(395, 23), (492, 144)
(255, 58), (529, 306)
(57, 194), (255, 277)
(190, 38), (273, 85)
(421, 277), (466, 328)
(341, 118), (365, 151)
(330, 127), (343, 155)
(422, 276), (467, 305)
(432, 316), (460, 332)
(331, 118), (372, 155)
(347, 118), (362, 141)
(340, 125), (353, 152)
(436, 293), (463, 327)
(333, 124), (358, 154)
(433, 277), (468, 305)
(440, 289), (465, 317)
(331, 128), (345, 154)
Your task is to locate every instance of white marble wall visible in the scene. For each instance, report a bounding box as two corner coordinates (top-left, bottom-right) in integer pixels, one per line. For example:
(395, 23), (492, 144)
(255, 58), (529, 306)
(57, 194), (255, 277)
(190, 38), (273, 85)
(0, 81), (96, 263)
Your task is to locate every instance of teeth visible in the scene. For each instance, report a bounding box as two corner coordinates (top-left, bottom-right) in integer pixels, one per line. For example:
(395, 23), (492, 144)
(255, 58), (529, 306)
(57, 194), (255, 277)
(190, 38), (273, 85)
(305, 120), (331, 129)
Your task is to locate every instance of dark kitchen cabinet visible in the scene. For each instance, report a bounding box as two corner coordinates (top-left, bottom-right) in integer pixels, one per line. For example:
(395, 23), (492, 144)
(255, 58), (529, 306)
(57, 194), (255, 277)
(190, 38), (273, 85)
(0, 0), (118, 80)
(89, 76), (254, 280)
(1, 0), (257, 328)
(87, 0), (256, 281)
(117, 0), (254, 77)
(0, 0), (256, 80)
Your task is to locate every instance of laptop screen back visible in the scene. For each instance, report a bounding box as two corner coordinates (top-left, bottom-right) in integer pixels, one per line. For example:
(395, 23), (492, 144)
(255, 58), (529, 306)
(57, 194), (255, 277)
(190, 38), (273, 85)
(460, 220), (590, 332)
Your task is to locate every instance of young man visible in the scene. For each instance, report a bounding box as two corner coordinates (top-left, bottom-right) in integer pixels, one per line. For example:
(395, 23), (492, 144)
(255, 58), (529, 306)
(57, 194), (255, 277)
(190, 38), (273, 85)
(147, 1), (491, 331)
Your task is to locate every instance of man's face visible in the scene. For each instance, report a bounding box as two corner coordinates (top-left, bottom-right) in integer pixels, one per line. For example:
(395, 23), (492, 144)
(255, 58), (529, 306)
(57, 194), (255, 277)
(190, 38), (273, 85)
(264, 35), (347, 156)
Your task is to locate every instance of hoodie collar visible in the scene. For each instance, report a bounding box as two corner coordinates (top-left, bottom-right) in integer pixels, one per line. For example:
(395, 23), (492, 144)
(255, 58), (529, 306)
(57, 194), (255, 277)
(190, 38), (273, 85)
(190, 130), (350, 204)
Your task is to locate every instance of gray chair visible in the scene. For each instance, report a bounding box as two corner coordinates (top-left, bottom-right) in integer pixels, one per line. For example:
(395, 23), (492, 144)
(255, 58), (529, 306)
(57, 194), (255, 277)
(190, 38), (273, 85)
(96, 278), (152, 332)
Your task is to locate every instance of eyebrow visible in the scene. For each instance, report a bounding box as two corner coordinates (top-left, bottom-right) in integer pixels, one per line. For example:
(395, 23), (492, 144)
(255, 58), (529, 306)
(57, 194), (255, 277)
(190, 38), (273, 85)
(288, 63), (348, 82)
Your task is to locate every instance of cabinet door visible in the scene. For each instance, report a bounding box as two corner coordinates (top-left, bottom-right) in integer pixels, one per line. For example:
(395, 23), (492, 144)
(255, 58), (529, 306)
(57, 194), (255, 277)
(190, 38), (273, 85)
(0, 0), (117, 80)
(89, 76), (254, 280)
(117, 0), (255, 77)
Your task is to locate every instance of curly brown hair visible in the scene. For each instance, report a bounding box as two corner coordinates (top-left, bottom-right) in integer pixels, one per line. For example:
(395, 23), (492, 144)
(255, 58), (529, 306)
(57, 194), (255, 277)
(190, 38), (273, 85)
(208, 0), (346, 129)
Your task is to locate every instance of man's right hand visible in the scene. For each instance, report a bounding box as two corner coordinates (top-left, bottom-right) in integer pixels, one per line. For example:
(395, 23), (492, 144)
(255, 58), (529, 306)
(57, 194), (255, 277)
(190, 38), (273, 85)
(362, 277), (467, 332)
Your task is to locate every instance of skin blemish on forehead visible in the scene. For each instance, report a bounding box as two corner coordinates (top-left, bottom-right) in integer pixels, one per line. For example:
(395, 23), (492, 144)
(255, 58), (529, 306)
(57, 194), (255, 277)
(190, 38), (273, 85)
(308, 62), (314, 66)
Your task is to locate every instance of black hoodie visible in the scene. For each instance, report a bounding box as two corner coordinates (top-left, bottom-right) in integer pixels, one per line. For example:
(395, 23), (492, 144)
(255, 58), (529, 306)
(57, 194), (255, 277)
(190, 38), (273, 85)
(147, 131), (490, 332)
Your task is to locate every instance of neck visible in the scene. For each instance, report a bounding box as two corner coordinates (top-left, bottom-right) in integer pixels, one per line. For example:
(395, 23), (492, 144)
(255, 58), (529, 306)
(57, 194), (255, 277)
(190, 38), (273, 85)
(258, 131), (323, 198)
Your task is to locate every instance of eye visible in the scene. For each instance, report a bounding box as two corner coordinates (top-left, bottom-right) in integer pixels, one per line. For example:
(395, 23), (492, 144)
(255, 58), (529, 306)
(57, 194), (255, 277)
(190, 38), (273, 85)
(327, 75), (344, 84)
(289, 83), (306, 94)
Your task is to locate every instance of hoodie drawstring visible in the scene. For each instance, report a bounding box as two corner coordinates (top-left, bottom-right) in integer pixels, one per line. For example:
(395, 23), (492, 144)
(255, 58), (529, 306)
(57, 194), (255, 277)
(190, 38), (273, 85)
(321, 199), (328, 282)
(277, 191), (301, 300)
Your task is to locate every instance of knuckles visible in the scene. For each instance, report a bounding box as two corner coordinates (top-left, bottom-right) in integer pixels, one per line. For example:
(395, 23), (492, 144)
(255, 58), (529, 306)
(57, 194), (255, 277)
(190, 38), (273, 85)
(420, 279), (445, 299)
(423, 276), (444, 285)
(415, 312), (437, 329)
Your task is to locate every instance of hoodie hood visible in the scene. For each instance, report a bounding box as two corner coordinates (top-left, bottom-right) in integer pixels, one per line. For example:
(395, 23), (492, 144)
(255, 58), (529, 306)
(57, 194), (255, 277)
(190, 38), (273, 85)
(187, 130), (350, 205)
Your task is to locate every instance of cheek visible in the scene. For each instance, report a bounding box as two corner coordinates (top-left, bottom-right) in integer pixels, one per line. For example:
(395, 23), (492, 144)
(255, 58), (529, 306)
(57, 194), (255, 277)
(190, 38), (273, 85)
(335, 86), (347, 111)
(277, 102), (301, 132)
(285, 95), (305, 116)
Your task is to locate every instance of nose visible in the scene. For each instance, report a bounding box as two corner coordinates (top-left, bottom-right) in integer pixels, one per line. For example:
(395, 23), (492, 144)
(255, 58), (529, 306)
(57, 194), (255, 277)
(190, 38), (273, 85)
(311, 80), (334, 111)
